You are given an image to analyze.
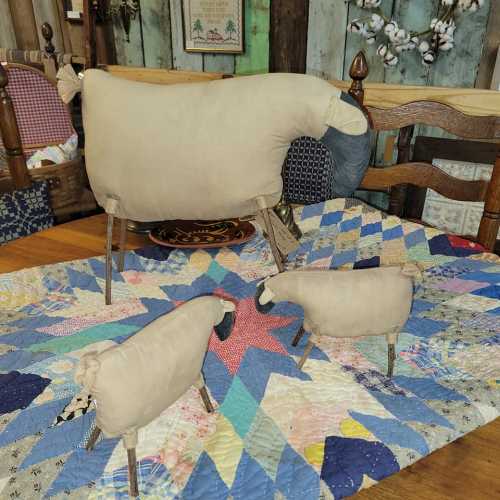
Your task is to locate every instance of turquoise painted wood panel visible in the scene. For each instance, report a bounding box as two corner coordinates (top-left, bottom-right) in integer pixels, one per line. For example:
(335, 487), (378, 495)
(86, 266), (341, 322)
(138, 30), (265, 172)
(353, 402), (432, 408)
(169, 0), (203, 71)
(422, 0), (491, 139)
(112, 7), (145, 66)
(384, 0), (438, 87)
(235, 0), (270, 75)
(0, 0), (16, 48)
(203, 54), (235, 74)
(343, 0), (394, 82)
(141, 0), (173, 68)
(430, 0), (491, 88)
(306, 0), (348, 80)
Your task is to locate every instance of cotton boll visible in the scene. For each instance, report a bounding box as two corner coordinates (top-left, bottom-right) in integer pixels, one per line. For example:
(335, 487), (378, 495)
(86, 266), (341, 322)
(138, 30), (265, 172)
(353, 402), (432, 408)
(356, 0), (382, 7)
(441, 0), (454, 5)
(384, 21), (398, 36)
(439, 41), (454, 51)
(418, 41), (430, 54)
(377, 44), (388, 57)
(422, 50), (436, 65)
(347, 20), (364, 33)
(383, 51), (398, 67)
(369, 14), (385, 32)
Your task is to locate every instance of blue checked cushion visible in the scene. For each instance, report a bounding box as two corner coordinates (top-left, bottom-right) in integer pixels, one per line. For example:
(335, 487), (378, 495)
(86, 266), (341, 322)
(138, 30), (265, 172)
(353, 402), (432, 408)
(282, 136), (335, 204)
(0, 181), (54, 244)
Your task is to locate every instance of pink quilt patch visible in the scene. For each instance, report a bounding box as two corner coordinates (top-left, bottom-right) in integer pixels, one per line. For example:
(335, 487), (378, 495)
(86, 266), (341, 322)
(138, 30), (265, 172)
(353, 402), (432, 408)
(37, 299), (147, 336)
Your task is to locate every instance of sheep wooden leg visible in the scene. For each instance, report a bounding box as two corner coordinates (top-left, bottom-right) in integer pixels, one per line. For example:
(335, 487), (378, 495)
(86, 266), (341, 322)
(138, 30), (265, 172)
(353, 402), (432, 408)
(105, 213), (114, 305)
(195, 373), (214, 413)
(199, 386), (214, 413)
(297, 337), (316, 370)
(259, 208), (285, 273)
(127, 448), (139, 497)
(123, 431), (139, 497)
(117, 218), (128, 273)
(291, 325), (305, 347)
(85, 426), (101, 451)
(386, 331), (399, 378)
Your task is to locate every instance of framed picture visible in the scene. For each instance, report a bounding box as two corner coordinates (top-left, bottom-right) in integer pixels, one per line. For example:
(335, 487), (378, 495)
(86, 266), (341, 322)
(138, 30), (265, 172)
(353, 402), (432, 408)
(182, 0), (244, 54)
(63, 0), (84, 22)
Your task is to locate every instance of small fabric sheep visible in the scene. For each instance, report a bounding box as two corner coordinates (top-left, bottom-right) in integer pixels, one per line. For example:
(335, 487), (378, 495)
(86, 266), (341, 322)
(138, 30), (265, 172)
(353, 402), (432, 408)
(77, 296), (235, 497)
(255, 265), (420, 377)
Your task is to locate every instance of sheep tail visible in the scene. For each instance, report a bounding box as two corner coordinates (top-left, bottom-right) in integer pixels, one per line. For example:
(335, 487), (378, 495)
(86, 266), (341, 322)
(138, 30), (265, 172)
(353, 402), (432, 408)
(401, 261), (424, 282)
(74, 352), (101, 397)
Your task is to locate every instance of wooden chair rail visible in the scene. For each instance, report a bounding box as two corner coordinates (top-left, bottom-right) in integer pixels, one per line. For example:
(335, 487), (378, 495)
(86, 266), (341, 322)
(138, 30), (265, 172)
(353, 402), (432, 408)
(359, 163), (490, 202)
(368, 102), (500, 140)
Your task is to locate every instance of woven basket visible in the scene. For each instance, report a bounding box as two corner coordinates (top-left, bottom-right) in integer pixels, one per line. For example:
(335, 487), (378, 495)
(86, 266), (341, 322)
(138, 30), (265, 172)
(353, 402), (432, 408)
(0, 158), (87, 212)
(29, 159), (87, 210)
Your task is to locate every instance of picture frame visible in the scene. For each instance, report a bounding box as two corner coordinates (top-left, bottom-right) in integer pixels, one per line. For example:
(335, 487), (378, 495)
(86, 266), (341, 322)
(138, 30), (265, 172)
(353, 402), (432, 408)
(181, 0), (245, 54)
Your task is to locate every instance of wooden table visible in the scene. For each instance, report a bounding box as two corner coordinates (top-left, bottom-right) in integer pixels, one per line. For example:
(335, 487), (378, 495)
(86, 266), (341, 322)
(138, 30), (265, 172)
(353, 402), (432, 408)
(1, 214), (499, 499)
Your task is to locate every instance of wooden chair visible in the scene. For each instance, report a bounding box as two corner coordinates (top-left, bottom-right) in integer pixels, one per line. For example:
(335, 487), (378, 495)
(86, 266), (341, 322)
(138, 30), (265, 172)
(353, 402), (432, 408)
(0, 23), (95, 221)
(343, 52), (500, 253)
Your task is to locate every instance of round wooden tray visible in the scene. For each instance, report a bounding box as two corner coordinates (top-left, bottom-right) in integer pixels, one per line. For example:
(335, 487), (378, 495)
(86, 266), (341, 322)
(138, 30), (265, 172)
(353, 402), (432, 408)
(149, 218), (256, 249)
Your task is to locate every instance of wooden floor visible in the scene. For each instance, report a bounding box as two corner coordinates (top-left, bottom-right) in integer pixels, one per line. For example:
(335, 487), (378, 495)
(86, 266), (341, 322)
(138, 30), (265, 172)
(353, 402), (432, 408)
(1, 214), (499, 499)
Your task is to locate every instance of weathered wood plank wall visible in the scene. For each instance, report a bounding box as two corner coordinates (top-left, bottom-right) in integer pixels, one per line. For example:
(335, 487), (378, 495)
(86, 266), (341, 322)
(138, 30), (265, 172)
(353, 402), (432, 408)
(0, 0), (16, 49)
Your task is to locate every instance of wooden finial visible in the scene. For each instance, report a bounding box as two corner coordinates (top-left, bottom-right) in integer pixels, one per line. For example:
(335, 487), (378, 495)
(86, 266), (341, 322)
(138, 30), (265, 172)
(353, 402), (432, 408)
(0, 64), (31, 190)
(41, 22), (55, 56)
(348, 51), (369, 107)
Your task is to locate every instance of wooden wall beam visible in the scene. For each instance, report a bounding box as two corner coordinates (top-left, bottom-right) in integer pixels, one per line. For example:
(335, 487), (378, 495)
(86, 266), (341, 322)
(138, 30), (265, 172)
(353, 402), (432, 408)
(269, 0), (308, 73)
(476, 0), (500, 89)
(0, 0), (17, 48)
(8, 0), (39, 50)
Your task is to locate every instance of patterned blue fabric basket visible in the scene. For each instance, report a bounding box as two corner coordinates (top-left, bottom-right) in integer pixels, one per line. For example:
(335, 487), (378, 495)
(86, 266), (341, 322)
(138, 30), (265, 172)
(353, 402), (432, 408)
(282, 136), (335, 204)
(0, 180), (54, 244)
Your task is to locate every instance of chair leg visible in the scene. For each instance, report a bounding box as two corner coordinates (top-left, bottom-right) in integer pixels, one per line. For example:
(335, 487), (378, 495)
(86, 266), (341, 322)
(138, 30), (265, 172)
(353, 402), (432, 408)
(117, 218), (127, 273)
(259, 208), (285, 273)
(85, 426), (102, 451)
(297, 339), (315, 370)
(105, 213), (114, 305)
(291, 325), (305, 347)
(387, 343), (396, 378)
(199, 385), (214, 413)
(127, 447), (139, 497)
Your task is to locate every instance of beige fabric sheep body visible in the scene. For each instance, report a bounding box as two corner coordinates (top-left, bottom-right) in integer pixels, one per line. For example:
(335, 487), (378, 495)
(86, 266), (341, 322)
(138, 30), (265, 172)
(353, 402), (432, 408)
(77, 296), (235, 497)
(255, 266), (418, 376)
(81, 70), (367, 222)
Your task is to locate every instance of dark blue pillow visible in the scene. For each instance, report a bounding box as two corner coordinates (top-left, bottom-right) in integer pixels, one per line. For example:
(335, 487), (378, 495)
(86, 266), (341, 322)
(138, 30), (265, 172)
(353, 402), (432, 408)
(0, 181), (54, 244)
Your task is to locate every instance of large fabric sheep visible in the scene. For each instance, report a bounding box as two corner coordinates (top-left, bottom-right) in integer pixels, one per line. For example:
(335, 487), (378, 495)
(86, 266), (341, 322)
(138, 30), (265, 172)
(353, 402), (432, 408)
(255, 265), (419, 377)
(57, 66), (370, 301)
(76, 296), (235, 497)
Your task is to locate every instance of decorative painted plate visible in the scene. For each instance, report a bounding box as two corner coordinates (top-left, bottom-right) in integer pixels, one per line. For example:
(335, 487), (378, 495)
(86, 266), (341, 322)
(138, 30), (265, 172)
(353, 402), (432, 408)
(149, 219), (256, 248)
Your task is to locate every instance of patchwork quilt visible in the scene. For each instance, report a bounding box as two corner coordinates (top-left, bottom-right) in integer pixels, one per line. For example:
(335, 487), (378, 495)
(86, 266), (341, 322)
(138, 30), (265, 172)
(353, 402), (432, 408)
(0, 199), (499, 499)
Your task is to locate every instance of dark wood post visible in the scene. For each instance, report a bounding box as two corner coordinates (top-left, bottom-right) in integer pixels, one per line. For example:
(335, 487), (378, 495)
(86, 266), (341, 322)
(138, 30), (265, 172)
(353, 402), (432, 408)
(83, 0), (98, 68)
(348, 51), (369, 106)
(0, 65), (31, 190)
(478, 146), (500, 252)
(269, 0), (309, 73)
(388, 125), (415, 217)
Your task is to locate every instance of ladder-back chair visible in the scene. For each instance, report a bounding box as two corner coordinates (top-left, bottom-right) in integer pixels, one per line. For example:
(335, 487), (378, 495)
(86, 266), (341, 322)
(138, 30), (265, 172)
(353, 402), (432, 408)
(344, 52), (500, 253)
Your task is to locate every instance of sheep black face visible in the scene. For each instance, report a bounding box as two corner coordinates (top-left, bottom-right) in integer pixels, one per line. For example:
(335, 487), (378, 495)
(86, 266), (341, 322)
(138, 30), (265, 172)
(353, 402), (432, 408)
(254, 281), (275, 314)
(214, 309), (235, 341)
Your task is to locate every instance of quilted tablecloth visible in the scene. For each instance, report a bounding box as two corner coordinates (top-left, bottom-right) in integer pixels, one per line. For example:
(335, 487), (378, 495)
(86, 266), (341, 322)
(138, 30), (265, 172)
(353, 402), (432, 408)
(0, 199), (499, 499)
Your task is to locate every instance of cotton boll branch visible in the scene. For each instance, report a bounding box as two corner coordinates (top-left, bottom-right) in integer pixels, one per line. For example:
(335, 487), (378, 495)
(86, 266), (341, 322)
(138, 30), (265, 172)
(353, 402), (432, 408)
(346, 0), (484, 67)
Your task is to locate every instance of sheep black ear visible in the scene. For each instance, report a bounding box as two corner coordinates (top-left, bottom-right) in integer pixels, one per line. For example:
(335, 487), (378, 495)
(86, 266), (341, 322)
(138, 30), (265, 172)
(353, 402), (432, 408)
(254, 282), (275, 314)
(214, 310), (235, 341)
